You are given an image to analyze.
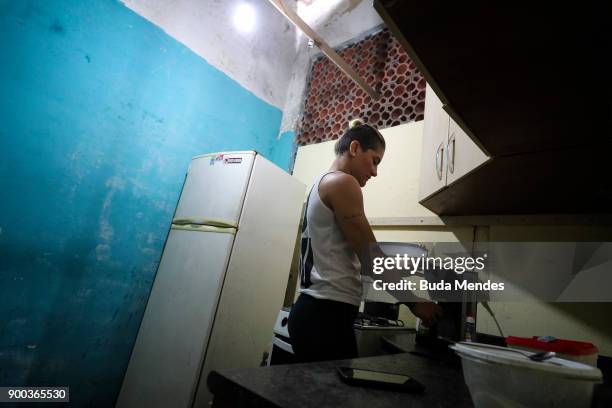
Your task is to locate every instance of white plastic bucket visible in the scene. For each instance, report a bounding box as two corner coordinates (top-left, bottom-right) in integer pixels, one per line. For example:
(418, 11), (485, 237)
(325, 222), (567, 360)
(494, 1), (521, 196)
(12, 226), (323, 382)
(451, 342), (602, 408)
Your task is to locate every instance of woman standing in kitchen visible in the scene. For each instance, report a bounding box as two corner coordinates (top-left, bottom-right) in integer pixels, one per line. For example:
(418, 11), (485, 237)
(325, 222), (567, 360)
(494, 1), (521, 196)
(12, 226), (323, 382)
(288, 119), (441, 363)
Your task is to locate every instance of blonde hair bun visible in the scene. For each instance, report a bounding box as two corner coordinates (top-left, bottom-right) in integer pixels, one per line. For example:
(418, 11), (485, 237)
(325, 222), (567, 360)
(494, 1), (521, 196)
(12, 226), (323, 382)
(348, 118), (364, 129)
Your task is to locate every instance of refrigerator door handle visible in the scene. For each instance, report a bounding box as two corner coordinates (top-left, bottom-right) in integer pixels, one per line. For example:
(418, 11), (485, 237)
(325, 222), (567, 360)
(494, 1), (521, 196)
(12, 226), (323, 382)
(171, 224), (237, 235)
(172, 217), (238, 229)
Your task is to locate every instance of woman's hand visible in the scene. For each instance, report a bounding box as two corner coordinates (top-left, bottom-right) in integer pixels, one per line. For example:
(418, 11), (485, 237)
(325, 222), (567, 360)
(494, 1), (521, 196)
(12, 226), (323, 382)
(408, 302), (443, 327)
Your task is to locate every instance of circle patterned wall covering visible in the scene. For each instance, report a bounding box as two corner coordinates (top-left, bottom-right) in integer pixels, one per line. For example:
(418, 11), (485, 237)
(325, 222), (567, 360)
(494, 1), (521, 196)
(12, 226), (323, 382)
(297, 28), (425, 146)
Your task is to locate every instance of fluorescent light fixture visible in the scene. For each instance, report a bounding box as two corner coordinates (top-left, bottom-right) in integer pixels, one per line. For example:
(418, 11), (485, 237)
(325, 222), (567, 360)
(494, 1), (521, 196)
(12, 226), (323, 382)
(233, 3), (256, 33)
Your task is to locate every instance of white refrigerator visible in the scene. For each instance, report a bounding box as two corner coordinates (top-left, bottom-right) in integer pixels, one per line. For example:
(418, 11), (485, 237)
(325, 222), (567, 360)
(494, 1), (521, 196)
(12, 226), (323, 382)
(116, 151), (305, 408)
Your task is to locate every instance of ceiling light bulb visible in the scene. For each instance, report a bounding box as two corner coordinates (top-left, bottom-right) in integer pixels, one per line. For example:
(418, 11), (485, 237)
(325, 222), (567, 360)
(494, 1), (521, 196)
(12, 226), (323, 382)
(233, 3), (256, 33)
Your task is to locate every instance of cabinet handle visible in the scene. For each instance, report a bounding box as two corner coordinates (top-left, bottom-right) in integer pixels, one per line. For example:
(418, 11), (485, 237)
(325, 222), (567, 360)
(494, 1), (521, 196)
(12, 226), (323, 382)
(435, 141), (444, 181)
(447, 133), (456, 174)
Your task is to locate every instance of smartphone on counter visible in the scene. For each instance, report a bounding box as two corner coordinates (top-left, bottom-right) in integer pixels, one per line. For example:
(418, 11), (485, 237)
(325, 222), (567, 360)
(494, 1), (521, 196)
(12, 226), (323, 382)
(336, 366), (425, 393)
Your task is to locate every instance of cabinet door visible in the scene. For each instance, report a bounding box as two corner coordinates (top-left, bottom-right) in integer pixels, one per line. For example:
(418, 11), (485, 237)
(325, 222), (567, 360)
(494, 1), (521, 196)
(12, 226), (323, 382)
(446, 119), (490, 185)
(419, 84), (450, 200)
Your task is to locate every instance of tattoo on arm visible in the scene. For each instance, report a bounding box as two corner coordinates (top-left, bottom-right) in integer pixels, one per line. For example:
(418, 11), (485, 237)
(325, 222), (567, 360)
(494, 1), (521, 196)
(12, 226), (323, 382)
(343, 212), (364, 221)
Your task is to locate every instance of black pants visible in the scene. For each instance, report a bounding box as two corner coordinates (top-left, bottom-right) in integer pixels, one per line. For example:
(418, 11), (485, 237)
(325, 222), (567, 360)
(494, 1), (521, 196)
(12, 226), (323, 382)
(288, 294), (358, 363)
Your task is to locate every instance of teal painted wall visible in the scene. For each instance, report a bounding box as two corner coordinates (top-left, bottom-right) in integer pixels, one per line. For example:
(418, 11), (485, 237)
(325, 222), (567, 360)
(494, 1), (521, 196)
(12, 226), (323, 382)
(0, 0), (293, 405)
(269, 130), (298, 173)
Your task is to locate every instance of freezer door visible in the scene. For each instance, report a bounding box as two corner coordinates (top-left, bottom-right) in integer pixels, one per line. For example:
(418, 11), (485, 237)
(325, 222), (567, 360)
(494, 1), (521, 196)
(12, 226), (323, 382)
(116, 226), (235, 408)
(174, 152), (255, 226)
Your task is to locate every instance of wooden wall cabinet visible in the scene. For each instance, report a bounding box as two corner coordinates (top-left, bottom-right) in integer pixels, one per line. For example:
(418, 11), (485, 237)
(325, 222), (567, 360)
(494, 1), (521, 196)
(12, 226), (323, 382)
(375, 0), (612, 215)
(419, 84), (489, 201)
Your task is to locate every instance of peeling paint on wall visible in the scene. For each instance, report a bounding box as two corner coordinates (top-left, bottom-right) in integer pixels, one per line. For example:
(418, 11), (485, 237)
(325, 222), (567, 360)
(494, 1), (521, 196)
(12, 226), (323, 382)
(269, 130), (298, 173)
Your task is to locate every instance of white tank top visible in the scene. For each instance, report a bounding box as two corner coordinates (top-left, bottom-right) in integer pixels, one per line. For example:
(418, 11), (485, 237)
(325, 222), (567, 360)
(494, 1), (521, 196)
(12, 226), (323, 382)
(298, 171), (362, 306)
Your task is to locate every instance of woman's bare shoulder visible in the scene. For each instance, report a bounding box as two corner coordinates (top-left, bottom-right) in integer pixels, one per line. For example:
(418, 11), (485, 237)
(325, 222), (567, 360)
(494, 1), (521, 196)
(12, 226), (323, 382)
(318, 172), (362, 210)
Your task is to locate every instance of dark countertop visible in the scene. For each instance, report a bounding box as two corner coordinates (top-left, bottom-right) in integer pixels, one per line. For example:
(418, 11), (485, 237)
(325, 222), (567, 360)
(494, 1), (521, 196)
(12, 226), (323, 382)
(208, 331), (612, 408)
(208, 349), (472, 407)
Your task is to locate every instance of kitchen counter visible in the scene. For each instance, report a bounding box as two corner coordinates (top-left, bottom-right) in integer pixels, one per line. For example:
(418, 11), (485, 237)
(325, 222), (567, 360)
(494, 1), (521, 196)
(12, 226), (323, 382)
(207, 350), (472, 407)
(208, 331), (612, 407)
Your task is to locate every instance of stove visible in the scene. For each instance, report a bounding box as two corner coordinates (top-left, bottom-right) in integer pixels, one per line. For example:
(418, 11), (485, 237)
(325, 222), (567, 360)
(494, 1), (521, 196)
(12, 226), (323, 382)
(268, 309), (415, 364)
(353, 312), (414, 357)
(353, 312), (407, 330)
